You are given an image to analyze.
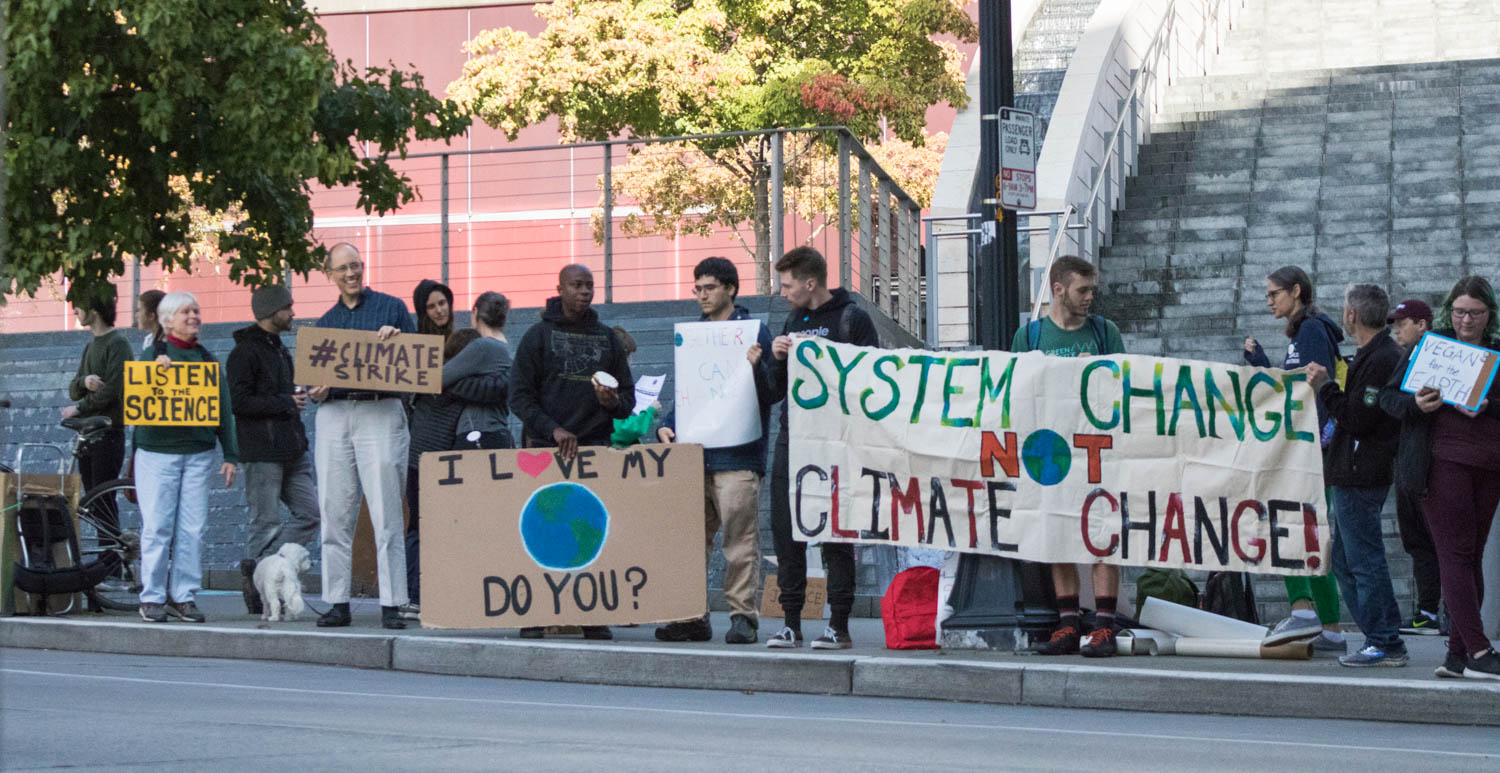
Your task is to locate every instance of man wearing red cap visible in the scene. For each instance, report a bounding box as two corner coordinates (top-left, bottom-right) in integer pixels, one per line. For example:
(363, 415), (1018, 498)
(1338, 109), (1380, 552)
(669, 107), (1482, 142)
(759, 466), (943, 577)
(1387, 298), (1442, 635)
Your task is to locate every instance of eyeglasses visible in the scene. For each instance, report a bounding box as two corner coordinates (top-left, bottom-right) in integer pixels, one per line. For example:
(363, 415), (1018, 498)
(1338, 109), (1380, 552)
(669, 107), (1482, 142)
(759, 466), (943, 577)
(1452, 308), (1490, 320)
(1265, 288), (1287, 301)
(692, 283), (723, 296)
(329, 261), (363, 275)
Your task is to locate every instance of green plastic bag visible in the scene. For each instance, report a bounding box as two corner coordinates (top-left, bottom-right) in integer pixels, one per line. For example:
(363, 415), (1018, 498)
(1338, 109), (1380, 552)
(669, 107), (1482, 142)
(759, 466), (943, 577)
(1134, 568), (1199, 613)
(609, 405), (658, 449)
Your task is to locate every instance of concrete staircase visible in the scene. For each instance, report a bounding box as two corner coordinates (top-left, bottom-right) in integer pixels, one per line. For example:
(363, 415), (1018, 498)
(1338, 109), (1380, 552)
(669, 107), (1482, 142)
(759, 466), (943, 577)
(1015, 0), (1106, 143)
(1096, 0), (1500, 623)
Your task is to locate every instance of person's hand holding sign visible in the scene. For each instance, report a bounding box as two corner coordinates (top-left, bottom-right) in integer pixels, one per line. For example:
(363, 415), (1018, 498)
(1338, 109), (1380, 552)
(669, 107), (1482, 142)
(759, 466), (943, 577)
(657, 427), (676, 443)
(1457, 399), (1489, 419)
(155, 354), (173, 372)
(552, 427), (579, 460)
(221, 463), (237, 488)
(376, 325), (401, 341)
(772, 335), (793, 361)
(747, 343), (763, 365)
(1303, 362), (1329, 390)
(1415, 385), (1443, 414)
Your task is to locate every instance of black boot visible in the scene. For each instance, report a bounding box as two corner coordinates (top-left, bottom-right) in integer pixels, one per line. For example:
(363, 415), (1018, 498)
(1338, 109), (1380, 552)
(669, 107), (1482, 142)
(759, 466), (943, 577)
(240, 558), (262, 615)
(317, 602), (351, 627)
(381, 605), (407, 630)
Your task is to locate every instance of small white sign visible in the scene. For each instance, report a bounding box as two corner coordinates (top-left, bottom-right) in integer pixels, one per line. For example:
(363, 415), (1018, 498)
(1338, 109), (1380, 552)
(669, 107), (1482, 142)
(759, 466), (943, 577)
(999, 107), (1037, 210)
(633, 373), (666, 414)
(673, 319), (764, 448)
(1400, 332), (1499, 411)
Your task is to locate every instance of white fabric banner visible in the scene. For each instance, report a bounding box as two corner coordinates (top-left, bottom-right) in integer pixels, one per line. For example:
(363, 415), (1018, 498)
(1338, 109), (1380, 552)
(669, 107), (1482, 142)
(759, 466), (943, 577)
(673, 319), (763, 448)
(788, 339), (1330, 576)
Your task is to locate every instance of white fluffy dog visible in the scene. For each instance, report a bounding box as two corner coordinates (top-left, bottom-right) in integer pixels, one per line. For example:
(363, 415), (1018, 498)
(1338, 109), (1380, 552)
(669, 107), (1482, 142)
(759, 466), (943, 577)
(253, 543), (311, 622)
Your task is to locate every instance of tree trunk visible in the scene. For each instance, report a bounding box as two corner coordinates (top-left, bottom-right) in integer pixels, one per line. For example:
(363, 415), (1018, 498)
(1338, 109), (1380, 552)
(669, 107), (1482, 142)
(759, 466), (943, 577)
(751, 163), (772, 295)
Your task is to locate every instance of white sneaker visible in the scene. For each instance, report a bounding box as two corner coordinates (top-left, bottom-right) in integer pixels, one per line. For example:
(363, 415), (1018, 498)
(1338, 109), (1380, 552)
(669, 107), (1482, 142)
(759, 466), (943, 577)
(399, 602), (421, 621)
(810, 626), (852, 650)
(766, 627), (803, 649)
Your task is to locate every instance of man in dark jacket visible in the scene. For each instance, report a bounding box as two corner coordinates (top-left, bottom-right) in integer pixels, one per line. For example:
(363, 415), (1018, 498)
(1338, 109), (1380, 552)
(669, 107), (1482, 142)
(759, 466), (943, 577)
(1305, 284), (1406, 667)
(509, 263), (634, 641)
(1386, 299), (1443, 635)
(228, 285), (320, 614)
(654, 257), (778, 645)
(767, 246), (880, 651)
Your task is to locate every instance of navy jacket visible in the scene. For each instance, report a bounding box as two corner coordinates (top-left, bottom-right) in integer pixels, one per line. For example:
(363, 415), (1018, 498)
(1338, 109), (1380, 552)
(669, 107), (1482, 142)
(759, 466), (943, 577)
(661, 305), (779, 474)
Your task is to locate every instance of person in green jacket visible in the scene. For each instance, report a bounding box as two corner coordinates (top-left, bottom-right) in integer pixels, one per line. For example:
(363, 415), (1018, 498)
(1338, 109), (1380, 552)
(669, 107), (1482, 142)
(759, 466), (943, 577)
(62, 284), (135, 533)
(132, 291), (239, 624)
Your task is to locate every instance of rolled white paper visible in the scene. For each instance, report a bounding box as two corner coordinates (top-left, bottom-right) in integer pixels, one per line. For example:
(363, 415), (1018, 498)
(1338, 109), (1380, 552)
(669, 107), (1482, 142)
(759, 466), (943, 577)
(1139, 596), (1269, 640)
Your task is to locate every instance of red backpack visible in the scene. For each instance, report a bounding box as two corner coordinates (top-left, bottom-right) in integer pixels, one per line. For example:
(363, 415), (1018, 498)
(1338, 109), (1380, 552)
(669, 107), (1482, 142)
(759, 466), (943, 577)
(881, 566), (941, 650)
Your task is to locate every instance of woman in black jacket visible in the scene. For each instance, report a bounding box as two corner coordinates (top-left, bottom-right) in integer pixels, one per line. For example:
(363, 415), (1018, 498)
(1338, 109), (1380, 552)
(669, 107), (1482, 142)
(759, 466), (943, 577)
(1380, 275), (1500, 680)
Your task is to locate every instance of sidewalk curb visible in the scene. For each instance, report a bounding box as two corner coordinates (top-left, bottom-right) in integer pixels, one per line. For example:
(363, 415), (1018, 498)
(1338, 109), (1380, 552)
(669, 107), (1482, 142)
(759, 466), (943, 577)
(5, 617), (1498, 726)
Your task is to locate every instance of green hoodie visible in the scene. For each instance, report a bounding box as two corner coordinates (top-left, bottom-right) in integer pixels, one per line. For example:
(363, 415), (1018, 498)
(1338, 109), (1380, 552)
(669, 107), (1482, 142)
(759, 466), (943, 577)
(132, 341), (240, 463)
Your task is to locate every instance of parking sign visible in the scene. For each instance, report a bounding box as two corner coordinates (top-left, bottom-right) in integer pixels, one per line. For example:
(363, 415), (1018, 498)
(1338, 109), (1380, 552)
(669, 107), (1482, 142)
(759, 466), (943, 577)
(998, 107), (1037, 210)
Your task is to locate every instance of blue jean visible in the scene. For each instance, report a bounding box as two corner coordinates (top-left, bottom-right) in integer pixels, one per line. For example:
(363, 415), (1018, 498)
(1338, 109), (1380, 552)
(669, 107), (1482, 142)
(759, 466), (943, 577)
(1329, 484), (1403, 649)
(135, 448), (216, 605)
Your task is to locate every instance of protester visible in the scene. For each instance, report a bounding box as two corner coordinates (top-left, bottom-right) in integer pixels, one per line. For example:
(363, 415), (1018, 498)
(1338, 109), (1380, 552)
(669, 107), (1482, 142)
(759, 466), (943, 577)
(136, 289), (165, 348)
(1387, 299), (1443, 635)
(228, 285), (319, 615)
(1244, 265), (1347, 656)
(62, 285), (134, 540)
(510, 264), (634, 640)
(1304, 284), (1406, 667)
(1381, 276), (1500, 680)
(403, 325), (509, 619)
(308, 243), (413, 630)
(414, 279), (454, 342)
(655, 257), (778, 645)
(447, 291), (515, 450)
(1011, 256), (1127, 657)
(612, 325), (637, 368)
(132, 291), (238, 623)
(768, 246), (878, 650)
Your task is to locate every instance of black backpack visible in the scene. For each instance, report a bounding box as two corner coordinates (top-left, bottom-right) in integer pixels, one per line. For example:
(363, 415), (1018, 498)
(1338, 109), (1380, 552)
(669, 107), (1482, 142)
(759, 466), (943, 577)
(1201, 571), (1259, 624)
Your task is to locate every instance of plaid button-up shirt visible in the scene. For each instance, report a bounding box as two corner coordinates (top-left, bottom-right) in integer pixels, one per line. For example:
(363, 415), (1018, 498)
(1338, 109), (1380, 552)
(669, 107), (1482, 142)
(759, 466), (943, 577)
(316, 288), (416, 397)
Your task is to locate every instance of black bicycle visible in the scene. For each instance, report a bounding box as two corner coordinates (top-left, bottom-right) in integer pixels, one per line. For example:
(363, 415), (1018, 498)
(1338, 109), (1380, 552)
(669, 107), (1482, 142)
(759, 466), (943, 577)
(8, 415), (142, 613)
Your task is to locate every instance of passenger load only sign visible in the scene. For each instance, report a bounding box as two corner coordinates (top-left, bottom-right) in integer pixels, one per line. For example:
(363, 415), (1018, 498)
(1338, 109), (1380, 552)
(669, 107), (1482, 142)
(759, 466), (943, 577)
(998, 107), (1037, 210)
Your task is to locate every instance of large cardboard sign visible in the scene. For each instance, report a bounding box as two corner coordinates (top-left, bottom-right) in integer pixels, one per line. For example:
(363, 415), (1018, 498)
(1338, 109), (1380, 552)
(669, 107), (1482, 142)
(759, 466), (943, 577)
(789, 340), (1330, 576)
(123, 361), (221, 426)
(419, 446), (707, 628)
(1400, 331), (1499, 411)
(673, 320), (763, 447)
(294, 327), (443, 394)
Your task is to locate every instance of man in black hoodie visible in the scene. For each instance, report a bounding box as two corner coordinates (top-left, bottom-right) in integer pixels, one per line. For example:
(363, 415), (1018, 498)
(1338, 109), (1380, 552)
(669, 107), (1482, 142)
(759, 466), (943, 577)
(768, 246), (879, 650)
(1305, 283), (1407, 667)
(509, 264), (634, 640)
(227, 286), (319, 614)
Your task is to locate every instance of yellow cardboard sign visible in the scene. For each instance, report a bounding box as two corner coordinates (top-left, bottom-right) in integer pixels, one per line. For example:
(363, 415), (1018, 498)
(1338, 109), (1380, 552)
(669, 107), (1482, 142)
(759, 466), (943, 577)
(124, 361), (221, 426)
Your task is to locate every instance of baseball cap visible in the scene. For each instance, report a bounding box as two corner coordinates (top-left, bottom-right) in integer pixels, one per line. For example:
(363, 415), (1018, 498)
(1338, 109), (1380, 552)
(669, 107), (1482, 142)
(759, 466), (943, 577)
(1388, 299), (1432, 324)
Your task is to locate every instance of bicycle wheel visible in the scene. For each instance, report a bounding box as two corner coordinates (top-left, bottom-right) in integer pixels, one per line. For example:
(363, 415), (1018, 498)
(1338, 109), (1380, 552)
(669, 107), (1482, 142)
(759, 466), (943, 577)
(75, 477), (143, 611)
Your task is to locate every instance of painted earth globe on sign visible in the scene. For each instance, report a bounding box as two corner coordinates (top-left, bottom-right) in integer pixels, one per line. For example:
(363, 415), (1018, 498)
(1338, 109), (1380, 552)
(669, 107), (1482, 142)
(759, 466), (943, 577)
(518, 482), (610, 570)
(1021, 429), (1072, 486)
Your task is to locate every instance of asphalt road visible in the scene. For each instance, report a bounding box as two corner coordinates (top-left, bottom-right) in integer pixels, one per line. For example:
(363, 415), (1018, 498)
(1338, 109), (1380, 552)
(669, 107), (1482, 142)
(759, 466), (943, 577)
(2, 648), (1497, 772)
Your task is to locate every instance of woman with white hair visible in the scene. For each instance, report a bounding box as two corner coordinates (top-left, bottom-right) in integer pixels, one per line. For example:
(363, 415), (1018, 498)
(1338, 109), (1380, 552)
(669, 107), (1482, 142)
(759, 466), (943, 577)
(132, 291), (239, 623)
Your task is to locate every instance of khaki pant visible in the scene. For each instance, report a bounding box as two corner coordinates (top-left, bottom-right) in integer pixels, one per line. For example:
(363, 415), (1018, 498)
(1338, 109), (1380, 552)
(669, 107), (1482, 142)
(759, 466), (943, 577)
(705, 470), (762, 619)
(316, 398), (408, 607)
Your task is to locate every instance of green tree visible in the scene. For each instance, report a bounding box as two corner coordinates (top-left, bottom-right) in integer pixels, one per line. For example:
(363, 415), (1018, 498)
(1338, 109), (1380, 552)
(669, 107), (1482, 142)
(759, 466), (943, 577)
(449, 0), (973, 293)
(2, 0), (470, 306)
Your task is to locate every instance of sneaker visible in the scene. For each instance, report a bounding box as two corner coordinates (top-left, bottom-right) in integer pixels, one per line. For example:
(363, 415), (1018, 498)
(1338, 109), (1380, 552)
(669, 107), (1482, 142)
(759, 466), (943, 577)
(654, 617), (712, 642)
(240, 558), (263, 615)
(398, 602), (421, 621)
(1399, 613), (1441, 636)
(725, 614), (758, 644)
(766, 626), (803, 649)
(1435, 653), (1467, 679)
(1311, 635), (1348, 658)
(1263, 614), (1323, 646)
(811, 626), (852, 650)
(1339, 644), (1409, 667)
(138, 602), (168, 623)
(1035, 625), (1081, 656)
(164, 600), (206, 623)
(581, 626), (613, 640)
(519, 627), (544, 639)
(316, 602), (351, 628)
(1080, 626), (1117, 658)
(1462, 649), (1500, 681)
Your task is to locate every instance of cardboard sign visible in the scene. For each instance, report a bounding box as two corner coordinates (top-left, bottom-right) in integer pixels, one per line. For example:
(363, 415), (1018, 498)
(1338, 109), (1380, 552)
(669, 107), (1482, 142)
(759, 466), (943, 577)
(419, 445), (707, 628)
(760, 575), (826, 621)
(673, 319), (763, 448)
(1400, 332), (1499, 411)
(789, 340), (1331, 576)
(294, 327), (443, 394)
(123, 361), (221, 426)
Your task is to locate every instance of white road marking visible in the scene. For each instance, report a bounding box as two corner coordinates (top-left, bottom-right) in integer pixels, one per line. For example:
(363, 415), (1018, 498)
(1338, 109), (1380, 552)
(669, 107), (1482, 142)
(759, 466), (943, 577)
(3, 667), (1496, 759)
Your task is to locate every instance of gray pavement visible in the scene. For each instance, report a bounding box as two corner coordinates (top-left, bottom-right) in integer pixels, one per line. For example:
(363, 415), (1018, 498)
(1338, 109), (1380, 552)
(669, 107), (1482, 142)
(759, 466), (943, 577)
(2, 591), (1498, 728)
(3, 648), (1498, 772)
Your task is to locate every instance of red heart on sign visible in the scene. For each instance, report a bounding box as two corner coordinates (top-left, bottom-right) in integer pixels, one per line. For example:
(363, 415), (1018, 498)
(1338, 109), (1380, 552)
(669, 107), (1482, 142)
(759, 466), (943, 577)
(517, 451), (553, 479)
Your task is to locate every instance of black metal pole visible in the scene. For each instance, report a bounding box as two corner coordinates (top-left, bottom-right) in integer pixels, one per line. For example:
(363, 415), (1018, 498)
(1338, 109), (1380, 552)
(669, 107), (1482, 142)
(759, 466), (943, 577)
(970, 0), (1019, 350)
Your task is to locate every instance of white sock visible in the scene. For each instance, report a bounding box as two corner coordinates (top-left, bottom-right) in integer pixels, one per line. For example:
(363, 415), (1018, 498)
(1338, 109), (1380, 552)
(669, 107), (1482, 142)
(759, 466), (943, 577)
(1320, 630), (1344, 643)
(1291, 609), (1318, 621)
